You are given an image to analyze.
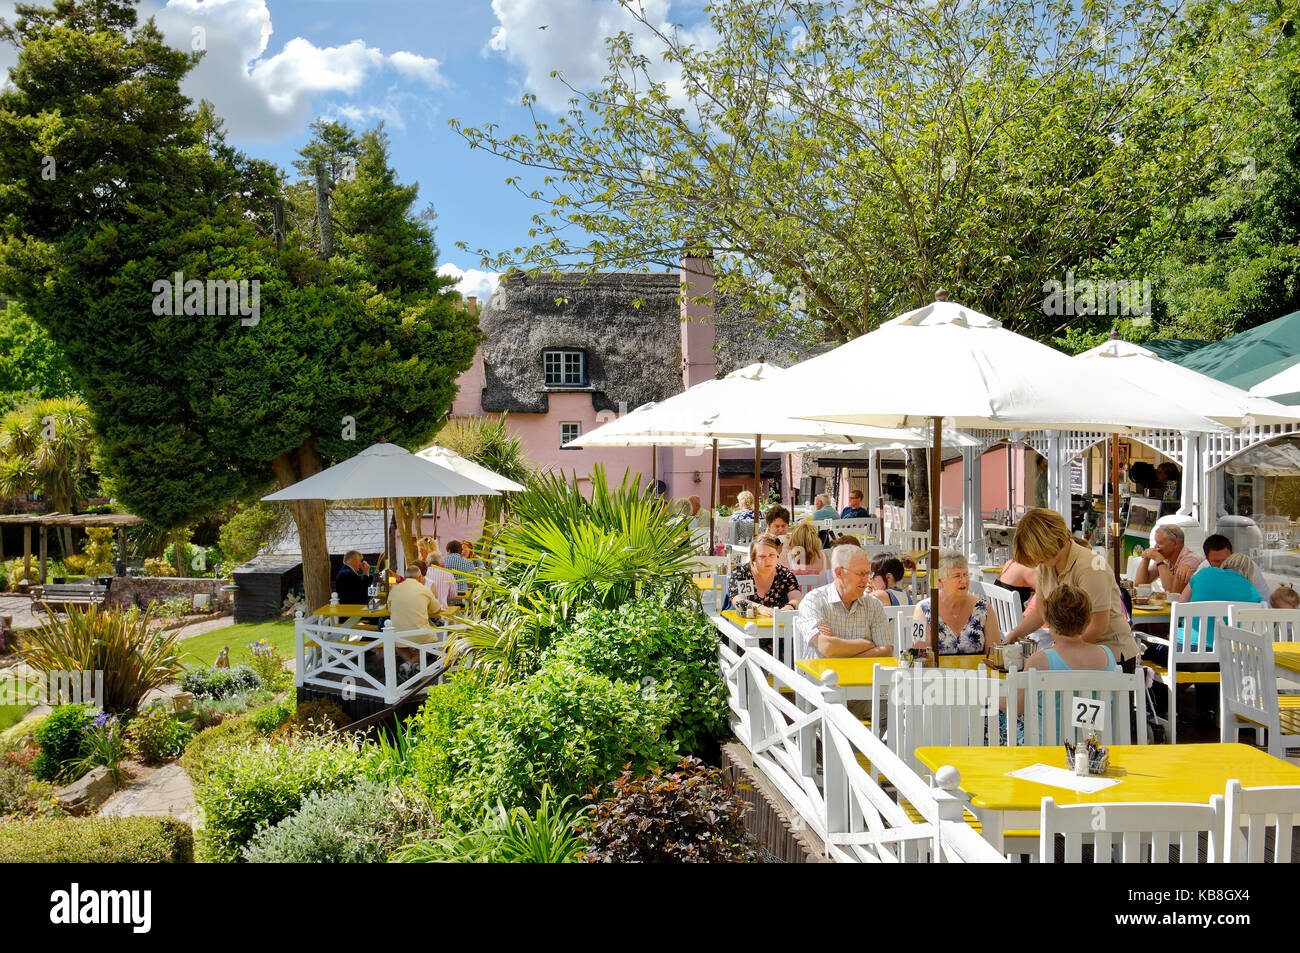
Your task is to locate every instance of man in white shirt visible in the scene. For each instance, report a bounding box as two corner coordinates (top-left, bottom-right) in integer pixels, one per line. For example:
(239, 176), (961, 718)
(797, 545), (892, 660)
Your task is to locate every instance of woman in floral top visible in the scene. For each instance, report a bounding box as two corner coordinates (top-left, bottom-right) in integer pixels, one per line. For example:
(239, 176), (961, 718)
(730, 490), (756, 522)
(910, 550), (1000, 655)
(728, 533), (802, 616)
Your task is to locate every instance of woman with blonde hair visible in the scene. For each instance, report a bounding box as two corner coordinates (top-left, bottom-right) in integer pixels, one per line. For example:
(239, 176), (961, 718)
(1003, 507), (1139, 671)
(785, 521), (825, 574)
(730, 490), (756, 522)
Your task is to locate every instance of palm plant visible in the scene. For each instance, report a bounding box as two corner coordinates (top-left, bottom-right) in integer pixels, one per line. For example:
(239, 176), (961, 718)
(431, 412), (530, 525)
(0, 396), (98, 557)
(453, 465), (701, 681)
(19, 605), (186, 713)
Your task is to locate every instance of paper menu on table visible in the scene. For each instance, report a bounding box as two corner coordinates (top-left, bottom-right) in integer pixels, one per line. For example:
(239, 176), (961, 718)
(1005, 763), (1122, 794)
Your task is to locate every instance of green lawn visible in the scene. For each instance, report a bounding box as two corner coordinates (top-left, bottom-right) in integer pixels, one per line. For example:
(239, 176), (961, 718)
(177, 620), (295, 667)
(0, 705), (28, 733)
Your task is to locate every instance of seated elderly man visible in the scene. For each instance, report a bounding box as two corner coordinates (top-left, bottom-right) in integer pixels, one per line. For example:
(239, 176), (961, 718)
(797, 545), (892, 660)
(387, 563), (445, 671)
(811, 493), (839, 522)
(1134, 523), (1201, 596)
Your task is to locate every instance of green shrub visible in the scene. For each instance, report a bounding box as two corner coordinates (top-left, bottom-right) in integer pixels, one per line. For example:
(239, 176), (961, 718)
(270, 699), (347, 738)
(153, 597), (194, 619)
(67, 714), (127, 785)
(124, 706), (195, 764)
(181, 665), (262, 699)
(411, 659), (675, 823)
(248, 696), (294, 735)
(246, 639), (291, 691)
(391, 786), (585, 863)
(179, 717), (259, 784)
(0, 816), (193, 862)
(546, 602), (728, 753)
(194, 732), (369, 863)
(580, 757), (761, 863)
(218, 503), (283, 569)
(0, 762), (29, 815)
(19, 605), (184, 713)
(407, 678), (488, 798)
(31, 704), (94, 782)
(241, 779), (425, 863)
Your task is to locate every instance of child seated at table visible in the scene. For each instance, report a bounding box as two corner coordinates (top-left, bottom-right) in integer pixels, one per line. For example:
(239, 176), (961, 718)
(1000, 585), (1116, 743)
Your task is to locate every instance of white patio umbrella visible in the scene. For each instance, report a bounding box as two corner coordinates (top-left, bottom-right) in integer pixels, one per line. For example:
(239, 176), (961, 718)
(777, 295), (1231, 661)
(1075, 339), (1300, 562)
(1077, 339), (1300, 427)
(1249, 361), (1300, 401)
(263, 443), (500, 587)
(415, 444), (526, 493)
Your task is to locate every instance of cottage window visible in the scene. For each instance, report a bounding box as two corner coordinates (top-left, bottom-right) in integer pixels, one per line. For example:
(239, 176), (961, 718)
(560, 422), (581, 446)
(544, 349), (586, 386)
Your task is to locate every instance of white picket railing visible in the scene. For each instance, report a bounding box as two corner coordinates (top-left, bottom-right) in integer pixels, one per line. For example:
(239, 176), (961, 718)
(712, 614), (1004, 863)
(294, 612), (462, 704)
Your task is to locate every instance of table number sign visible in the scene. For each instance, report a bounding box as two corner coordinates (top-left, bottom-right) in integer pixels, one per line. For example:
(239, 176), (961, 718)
(734, 578), (756, 600)
(1070, 696), (1107, 731)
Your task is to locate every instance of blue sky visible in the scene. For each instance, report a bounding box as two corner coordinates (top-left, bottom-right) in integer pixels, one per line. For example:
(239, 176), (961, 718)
(1, 0), (713, 301)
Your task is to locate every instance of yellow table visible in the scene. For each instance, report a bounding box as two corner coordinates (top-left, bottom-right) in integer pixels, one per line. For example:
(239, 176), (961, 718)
(313, 603), (388, 629)
(796, 654), (996, 700)
(720, 609), (773, 629)
(1274, 642), (1300, 675)
(915, 743), (1300, 853)
(692, 577), (715, 592)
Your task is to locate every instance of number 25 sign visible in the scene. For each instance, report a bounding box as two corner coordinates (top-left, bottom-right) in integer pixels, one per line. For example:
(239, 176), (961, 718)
(1070, 696), (1107, 731)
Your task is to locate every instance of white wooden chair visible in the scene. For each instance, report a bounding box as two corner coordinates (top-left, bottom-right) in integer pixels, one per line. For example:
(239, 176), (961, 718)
(1004, 668), (1147, 747)
(1039, 797), (1224, 863)
(1229, 606), (1300, 643)
(890, 530), (931, 554)
(705, 572), (729, 612)
(793, 570), (829, 597)
(1222, 779), (1300, 863)
(1218, 624), (1300, 760)
(771, 608), (800, 669)
(982, 585), (1023, 639)
(1229, 605), (1300, 694)
(884, 666), (1000, 774)
(1143, 600), (1239, 744)
(880, 603), (910, 653)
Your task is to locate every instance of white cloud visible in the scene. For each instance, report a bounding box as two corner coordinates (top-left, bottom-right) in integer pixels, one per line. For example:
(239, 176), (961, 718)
(142, 0), (447, 141)
(439, 264), (501, 303)
(486, 0), (714, 113)
(389, 50), (447, 88)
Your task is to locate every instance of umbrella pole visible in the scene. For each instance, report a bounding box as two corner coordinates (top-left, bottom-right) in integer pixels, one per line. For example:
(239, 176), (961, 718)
(652, 444), (658, 489)
(754, 436), (762, 512)
(383, 498), (389, 580)
(1111, 434), (1121, 582)
(710, 439), (718, 553)
(786, 452), (793, 510)
(929, 416), (942, 667)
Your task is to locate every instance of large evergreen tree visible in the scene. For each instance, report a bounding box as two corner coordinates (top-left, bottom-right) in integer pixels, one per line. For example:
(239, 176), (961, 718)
(0, 0), (478, 606)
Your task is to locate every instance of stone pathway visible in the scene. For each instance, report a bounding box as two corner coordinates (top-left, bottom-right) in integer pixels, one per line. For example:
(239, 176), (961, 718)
(0, 594), (41, 630)
(100, 764), (196, 825)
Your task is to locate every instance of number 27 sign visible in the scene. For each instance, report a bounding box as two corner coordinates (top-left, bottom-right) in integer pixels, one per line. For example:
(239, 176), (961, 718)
(1070, 696), (1106, 731)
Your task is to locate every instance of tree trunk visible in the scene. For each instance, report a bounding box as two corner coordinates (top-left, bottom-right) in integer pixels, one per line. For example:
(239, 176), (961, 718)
(906, 448), (930, 532)
(315, 164), (333, 261)
(272, 439), (330, 611)
(395, 498), (423, 564)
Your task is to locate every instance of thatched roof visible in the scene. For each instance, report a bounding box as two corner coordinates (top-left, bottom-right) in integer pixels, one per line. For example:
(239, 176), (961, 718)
(479, 271), (823, 414)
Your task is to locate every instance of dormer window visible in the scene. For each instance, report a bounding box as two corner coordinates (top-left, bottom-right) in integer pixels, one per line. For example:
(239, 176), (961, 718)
(544, 349), (586, 386)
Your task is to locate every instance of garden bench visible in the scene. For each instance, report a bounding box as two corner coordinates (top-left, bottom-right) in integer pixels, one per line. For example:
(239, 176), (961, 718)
(30, 583), (109, 615)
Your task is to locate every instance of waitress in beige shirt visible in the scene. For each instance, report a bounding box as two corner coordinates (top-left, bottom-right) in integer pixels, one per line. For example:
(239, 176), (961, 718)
(1002, 508), (1139, 671)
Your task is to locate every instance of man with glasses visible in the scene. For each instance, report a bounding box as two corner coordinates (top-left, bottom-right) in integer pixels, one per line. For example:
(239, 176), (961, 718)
(796, 545), (891, 659)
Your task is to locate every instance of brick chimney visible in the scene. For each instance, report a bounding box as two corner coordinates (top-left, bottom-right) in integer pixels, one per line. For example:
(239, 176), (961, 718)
(680, 246), (717, 389)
